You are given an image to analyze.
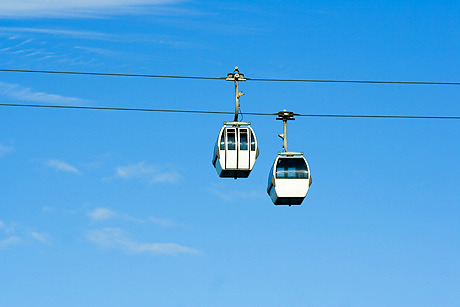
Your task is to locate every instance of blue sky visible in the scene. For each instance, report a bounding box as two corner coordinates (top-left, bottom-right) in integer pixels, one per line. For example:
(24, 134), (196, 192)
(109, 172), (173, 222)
(0, 1), (459, 306)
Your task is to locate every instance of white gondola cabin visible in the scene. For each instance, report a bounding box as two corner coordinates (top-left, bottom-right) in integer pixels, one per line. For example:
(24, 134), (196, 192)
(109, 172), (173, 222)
(212, 122), (259, 178)
(267, 153), (312, 205)
(267, 110), (312, 205)
(212, 67), (259, 179)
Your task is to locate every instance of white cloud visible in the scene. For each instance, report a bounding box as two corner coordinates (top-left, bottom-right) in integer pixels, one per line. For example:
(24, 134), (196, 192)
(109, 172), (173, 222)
(0, 220), (14, 235)
(0, 0), (183, 18)
(113, 162), (181, 183)
(0, 81), (87, 104)
(86, 227), (201, 255)
(115, 162), (156, 179)
(0, 27), (193, 50)
(30, 232), (49, 243)
(151, 171), (181, 183)
(0, 236), (22, 248)
(0, 221), (49, 248)
(209, 186), (265, 202)
(87, 207), (177, 227)
(0, 27), (114, 40)
(88, 207), (118, 221)
(74, 46), (126, 57)
(148, 217), (177, 227)
(46, 159), (80, 174)
(0, 144), (14, 157)
(0, 221), (20, 248)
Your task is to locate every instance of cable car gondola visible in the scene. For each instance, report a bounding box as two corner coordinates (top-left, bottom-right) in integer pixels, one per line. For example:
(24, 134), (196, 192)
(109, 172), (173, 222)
(213, 122), (259, 178)
(212, 67), (259, 178)
(267, 153), (312, 205)
(267, 111), (312, 205)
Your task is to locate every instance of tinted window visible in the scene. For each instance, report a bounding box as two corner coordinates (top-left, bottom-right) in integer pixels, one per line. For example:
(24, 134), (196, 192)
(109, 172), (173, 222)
(267, 163), (275, 189)
(227, 130), (236, 150)
(220, 133), (225, 150)
(250, 130), (256, 151)
(276, 158), (308, 179)
(240, 130), (248, 150)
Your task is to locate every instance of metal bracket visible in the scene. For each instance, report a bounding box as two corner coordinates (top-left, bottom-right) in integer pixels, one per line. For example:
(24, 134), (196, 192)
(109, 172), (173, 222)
(276, 110), (295, 121)
(223, 121), (251, 127)
(278, 151), (303, 156)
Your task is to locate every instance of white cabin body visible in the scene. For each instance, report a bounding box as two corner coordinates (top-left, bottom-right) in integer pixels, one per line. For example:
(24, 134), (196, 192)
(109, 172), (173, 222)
(212, 123), (259, 178)
(267, 154), (312, 205)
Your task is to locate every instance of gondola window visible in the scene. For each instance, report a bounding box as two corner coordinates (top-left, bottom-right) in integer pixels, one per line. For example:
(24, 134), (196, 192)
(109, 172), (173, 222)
(227, 131), (236, 150)
(240, 130), (248, 150)
(276, 158), (309, 179)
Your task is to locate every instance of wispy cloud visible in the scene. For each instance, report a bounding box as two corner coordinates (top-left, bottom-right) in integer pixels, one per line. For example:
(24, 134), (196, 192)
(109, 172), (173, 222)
(0, 220), (48, 248)
(0, 81), (87, 104)
(87, 207), (177, 227)
(0, 0), (184, 18)
(148, 217), (176, 227)
(113, 162), (181, 184)
(0, 38), (34, 49)
(74, 46), (125, 57)
(0, 220), (14, 234)
(46, 159), (80, 174)
(30, 232), (50, 243)
(0, 27), (114, 41)
(42, 206), (53, 212)
(88, 207), (118, 221)
(115, 162), (156, 179)
(0, 144), (14, 157)
(208, 186), (265, 202)
(86, 227), (201, 255)
(0, 27), (194, 49)
(0, 236), (22, 248)
(151, 171), (182, 183)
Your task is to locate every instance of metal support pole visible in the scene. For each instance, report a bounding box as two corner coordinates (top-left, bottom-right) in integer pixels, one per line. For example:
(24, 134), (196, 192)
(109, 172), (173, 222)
(226, 67), (246, 122)
(283, 119), (289, 152)
(234, 77), (239, 122)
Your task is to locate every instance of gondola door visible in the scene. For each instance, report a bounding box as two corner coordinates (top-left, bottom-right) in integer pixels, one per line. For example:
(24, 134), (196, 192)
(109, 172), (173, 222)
(238, 128), (250, 169)
(225, 128), (237, 169)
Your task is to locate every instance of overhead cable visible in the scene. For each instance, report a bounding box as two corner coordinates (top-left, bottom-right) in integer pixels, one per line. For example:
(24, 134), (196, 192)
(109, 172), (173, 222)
(1, 103), (459, 120)
(0, 68), (225, 80)
(246, 77), (460, 86)
(1, 68), (459, 86)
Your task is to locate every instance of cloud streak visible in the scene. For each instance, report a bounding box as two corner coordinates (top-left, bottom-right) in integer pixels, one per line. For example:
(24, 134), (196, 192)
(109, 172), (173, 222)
(113, 162), (181, 184)
(0, 144), (13, 157)
(0, 220), (48, 248)
(0, 236), (22, 248)
(88, 208), (118, 221)
(46, 159), (80, 174)
(0, 81), (87, 105)
(87, 207), (177, 227)
(0, 27), (115, 41)
(86, 228), (201, 255)
(148, 217), (177, 227)
(0, 27), (194, 50)
(115, 162), (156, 179)
(208, 186), (265, 202)
(30, 232), (50, 243)
(0, 0), (183, 18)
